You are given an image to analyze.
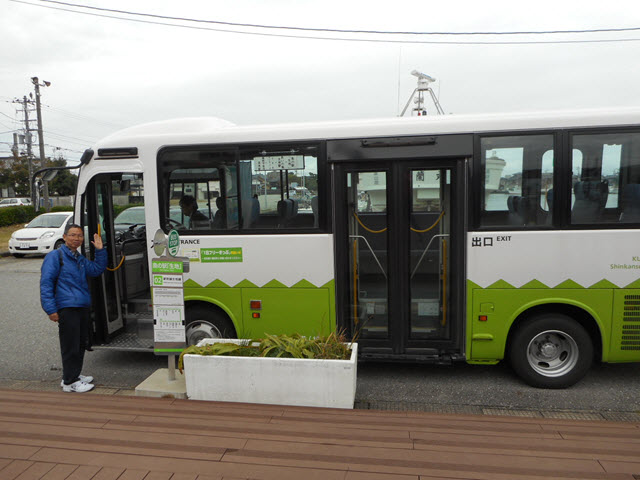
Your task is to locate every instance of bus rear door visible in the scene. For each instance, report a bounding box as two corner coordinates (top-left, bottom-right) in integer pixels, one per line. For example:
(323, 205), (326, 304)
(331, 136), (470, 361)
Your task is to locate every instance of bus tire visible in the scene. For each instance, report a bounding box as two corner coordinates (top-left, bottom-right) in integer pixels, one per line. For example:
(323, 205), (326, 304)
(185, 305), (236, 346)
(54, 239), (64, 249)
(509, 313), (593, 389)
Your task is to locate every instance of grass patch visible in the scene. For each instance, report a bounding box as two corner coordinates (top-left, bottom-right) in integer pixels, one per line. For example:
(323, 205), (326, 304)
(178, 332), (353, 372)
(0, 224), (24, 251)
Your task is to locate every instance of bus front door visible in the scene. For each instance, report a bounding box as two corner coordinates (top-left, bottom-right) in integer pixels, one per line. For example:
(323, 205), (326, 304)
(335, 160), (466, 359)
(84, 172), (149, 346)
(84, 175), (123, 341)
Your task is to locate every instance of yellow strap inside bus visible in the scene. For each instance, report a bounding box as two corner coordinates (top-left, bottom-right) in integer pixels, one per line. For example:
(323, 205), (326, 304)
(410, 210), (445, 233)
(106, 256), (125, 272)
(98, 222), (126, 272)
(354, 210), (445, 234)
(353, 213), (387, 233)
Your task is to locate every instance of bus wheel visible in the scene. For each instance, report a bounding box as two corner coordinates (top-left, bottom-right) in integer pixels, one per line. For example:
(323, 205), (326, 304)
(54, 239), (64, 249)
(185, 305), (235, 346)
(509, 314), (593, 389)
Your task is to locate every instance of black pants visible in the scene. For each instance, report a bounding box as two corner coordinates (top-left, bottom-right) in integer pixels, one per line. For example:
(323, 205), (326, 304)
(58, 307), (90, 385)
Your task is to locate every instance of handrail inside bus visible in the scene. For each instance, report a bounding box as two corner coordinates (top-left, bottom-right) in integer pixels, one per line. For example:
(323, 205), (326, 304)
(410, 210), (445, 233)
(353, 213), (387, 234)
(410, 233), (449, 280)
(349, 235), (387, 279)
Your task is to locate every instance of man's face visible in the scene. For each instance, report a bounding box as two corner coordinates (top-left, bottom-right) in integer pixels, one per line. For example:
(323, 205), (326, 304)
(180, 202), (194, 216)
(64, 227), (84, 251)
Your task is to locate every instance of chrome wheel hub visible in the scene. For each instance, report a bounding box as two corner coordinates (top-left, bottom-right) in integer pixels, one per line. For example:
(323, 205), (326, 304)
(185, 321), (222, 346)
(526, 329), (579, 378)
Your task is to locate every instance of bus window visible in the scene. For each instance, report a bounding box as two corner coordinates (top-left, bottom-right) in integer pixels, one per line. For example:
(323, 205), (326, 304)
(239, 145), (319, 229)
(158, 145), (320, 232)
(479, 134), (554, 228)
(570, 131), (640, 224)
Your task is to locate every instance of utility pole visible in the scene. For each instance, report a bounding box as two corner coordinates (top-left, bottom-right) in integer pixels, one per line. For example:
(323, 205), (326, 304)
(32, 76), (51, 212)
(12, 95), (36, 205)
(23, 96), (34, 205)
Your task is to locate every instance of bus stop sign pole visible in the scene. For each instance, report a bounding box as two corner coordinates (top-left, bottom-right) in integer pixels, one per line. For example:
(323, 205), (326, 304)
(151, 229), (187, 382)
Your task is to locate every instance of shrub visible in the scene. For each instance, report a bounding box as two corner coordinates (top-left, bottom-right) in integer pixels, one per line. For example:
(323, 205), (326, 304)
(178, 332), (352, 372)
(51, 206), (74, 212)
(0, 206), (36, 227)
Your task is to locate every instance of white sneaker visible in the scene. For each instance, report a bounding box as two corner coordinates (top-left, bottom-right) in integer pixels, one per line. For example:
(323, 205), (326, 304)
(60, 375), (94, 387)
(61, 380), (94, 393)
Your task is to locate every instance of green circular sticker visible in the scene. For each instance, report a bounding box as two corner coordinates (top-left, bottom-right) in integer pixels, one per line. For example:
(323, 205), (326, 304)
(167, 229), (180, 257)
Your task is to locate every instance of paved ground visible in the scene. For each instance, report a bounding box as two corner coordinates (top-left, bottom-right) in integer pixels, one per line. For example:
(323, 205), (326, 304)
(3, 388), (640, 480)
(4, 251), (640, 421)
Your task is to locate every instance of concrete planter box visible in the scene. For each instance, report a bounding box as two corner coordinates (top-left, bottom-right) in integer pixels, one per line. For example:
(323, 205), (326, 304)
(183, 339), (358, 409)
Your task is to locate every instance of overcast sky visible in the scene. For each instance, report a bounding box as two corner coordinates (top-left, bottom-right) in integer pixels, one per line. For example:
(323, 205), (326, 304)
(1, 0), (639, 165)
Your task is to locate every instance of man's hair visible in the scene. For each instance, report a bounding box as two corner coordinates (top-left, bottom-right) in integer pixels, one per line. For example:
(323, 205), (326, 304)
(180, 195), (197, 208)
(64, 223), (83, 234)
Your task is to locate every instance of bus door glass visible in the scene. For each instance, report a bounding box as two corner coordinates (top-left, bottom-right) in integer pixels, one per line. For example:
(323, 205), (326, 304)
(347, 171), (390, 339)
(409, 168), (451, 341)
(339, 161), (463, 355)
(85, 177), (122, 336)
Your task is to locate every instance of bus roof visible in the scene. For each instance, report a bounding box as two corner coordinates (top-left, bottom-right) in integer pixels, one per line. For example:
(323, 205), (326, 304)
(96, 108), (640, 150)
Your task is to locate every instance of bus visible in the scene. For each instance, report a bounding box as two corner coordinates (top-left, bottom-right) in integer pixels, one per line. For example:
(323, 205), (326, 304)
(67, 109), (640, 388)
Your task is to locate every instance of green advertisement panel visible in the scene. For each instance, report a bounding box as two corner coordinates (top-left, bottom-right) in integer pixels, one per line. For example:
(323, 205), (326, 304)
(201, 247), (243, 263)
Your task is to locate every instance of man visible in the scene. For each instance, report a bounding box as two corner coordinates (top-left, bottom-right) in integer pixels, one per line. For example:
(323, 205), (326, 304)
(179, 195), (208, 228)
(40, 224), (107, 393)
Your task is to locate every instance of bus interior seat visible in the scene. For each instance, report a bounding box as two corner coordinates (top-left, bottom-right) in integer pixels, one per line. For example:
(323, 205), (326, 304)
(311, 196), (319, 228)
(544, 188), (554, 224)
(620, 184), (640, 222)
(572, 180), (608, 223)
(277, 198), (298, 227)
(242, 196), (261, 228)
(546, 188), (554, 209)
(507, 195), (526, 225)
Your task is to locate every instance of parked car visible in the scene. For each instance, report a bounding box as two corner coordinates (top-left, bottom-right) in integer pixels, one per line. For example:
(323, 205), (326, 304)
(114, 206), (146, 234)
(114, 206), (184, 234)
(8, 212), (73, 258)
(0, 197), (31, 208)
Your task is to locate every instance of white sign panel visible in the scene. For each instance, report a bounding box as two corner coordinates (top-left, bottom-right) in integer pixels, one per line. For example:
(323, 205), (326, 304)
(152, 287), (184, 306)
(253, 155), (305, 171)
(153, 305), (186, 343)
(151, 256), (187, 354)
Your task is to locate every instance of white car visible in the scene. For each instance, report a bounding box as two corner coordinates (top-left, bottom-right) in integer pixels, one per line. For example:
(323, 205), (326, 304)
(0, 197), (31, 208)
(8, 212), (74, 258)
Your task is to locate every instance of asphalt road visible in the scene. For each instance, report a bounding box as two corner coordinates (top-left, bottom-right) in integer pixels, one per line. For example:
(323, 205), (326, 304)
(2, 253), (640, 413)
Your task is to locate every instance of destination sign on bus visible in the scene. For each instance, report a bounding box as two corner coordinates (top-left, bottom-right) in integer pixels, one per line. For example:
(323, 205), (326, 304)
(253, 155), (305, 171)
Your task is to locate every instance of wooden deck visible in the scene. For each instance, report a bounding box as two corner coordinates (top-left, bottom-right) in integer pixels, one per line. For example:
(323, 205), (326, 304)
(2, 388), (640, 480)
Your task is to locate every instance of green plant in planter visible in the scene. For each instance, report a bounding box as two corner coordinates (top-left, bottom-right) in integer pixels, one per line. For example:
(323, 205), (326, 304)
(178, 331), (352, 373)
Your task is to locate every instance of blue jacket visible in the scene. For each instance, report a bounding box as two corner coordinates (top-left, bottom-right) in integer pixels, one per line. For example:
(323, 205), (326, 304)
(40, 245), (108, 315)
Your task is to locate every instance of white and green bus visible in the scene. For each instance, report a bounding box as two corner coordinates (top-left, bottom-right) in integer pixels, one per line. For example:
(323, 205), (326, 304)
(70, 109), (640, 388)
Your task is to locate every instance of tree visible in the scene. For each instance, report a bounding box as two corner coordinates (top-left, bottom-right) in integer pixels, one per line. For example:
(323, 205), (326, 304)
(47, 158), (77, 196)
(9, 156), (30, 196)
(0, 158), (12, 192)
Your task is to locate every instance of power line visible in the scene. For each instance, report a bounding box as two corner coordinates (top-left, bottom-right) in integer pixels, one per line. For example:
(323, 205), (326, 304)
(31, 0), (640, 36)
(43, 104), (126, 129)
(43, 132), (95, 146)
(11, 0), (640, 45)
(0, 111), (19, 121)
